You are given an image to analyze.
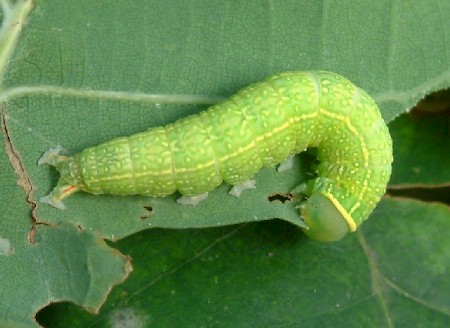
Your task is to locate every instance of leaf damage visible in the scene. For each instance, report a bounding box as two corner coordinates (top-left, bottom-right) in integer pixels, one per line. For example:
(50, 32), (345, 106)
(1, 106), (43, 243)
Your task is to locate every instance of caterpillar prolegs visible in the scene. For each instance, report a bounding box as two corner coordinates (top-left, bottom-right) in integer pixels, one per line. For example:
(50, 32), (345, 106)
(39, 71), (393, 242)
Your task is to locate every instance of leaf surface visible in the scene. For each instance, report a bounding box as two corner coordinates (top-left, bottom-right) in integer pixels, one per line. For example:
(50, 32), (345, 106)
(0, 1), (448, 326)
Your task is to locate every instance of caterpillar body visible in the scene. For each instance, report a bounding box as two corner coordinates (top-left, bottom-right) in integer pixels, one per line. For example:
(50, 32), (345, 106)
(39, 71), (393, 242)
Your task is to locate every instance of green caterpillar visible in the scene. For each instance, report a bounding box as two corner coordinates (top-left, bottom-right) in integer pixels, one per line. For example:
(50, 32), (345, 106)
(39, 71), (393, 242)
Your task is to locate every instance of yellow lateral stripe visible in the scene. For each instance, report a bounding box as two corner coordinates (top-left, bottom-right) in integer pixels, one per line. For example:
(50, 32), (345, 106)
(214, 113), (317, 163)
(323, 192), (357, 232)
(89, 112), (318, 184)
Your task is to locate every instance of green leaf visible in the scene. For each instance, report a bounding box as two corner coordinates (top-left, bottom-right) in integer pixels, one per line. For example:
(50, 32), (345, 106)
(1, 110), (131, 326)
(38, 199), (450, 327)
(389, 99), (450, 187)
(0, 0), (449, 326)
(0, 1), (131, 327)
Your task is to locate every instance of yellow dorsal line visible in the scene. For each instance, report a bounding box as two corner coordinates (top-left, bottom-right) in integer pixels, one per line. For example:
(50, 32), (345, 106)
(323, 192), (357, 232)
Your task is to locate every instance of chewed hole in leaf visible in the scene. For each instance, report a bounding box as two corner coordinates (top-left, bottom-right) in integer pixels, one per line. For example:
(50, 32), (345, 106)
(268, 193), (295, 203)
(139, 206), (153, 220)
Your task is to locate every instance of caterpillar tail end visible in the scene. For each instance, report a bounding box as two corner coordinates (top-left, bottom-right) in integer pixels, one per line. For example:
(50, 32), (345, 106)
(39, 147), (82, 209)
(299, 193), (351, 242)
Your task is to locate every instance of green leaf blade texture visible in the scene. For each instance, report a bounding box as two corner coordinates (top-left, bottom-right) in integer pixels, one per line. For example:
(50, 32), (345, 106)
(0, 2), (132, 325)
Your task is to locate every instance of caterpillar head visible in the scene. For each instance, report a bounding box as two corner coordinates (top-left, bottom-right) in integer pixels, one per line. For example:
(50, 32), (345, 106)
(300, 193), (350, 242)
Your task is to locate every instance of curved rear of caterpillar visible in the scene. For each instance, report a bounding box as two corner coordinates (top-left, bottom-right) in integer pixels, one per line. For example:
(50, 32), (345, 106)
(39, 71), (393, 242)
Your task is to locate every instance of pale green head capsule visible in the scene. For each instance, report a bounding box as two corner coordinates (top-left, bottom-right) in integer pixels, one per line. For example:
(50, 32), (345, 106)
(300, 194), (351, 242)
